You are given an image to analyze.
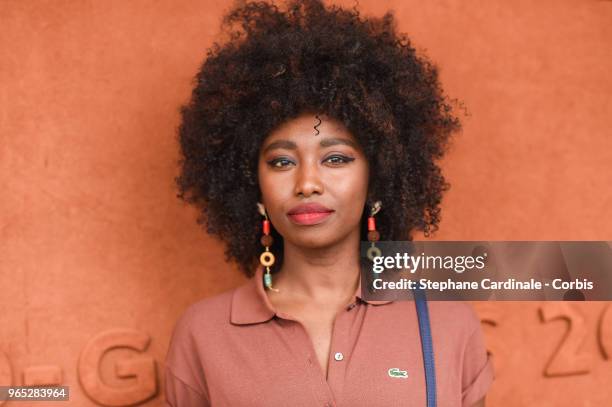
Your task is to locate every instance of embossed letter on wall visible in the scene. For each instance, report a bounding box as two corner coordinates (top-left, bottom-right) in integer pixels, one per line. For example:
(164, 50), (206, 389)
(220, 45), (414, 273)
(78, 329), (157, 406)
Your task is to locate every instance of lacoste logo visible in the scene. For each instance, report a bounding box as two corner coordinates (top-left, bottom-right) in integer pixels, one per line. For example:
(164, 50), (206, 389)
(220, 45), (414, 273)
(388, 368), (408, 378)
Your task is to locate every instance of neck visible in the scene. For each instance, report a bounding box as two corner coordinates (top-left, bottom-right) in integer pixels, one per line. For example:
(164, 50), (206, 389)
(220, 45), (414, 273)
(272, 228), (361, 303)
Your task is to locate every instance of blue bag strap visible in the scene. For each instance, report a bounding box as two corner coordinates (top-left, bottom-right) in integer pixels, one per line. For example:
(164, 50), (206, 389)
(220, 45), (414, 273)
(413, 287), (437, 407)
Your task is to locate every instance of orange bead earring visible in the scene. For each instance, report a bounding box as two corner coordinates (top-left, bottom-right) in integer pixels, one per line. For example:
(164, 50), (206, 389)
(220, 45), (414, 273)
(366, 201), (382, 261)
(257, 203), (279, 292)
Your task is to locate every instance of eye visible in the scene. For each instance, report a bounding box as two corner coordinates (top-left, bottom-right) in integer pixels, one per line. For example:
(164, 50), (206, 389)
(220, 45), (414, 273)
(267, 157), (295, 168)
(324, 155), (355, 165)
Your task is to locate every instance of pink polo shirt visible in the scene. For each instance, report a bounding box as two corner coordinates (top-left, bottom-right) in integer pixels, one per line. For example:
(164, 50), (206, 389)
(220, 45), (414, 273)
(164, 265), (494, 407)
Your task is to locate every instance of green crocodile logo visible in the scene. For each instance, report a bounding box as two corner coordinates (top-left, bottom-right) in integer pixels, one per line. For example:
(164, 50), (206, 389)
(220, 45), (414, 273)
(388, 368), (408, 378)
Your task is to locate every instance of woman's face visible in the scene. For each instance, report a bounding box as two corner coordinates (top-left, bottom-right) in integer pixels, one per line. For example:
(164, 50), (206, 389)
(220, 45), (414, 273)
(258, 113), (369, 249)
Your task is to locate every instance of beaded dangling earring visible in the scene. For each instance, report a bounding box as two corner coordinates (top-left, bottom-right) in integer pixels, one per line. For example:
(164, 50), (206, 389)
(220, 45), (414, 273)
(257, 203), (279, 292)
(366, 201), (382, 261)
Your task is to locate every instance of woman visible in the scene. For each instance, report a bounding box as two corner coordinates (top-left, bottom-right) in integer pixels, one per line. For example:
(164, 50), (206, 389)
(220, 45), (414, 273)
(165, 0), (494, 406)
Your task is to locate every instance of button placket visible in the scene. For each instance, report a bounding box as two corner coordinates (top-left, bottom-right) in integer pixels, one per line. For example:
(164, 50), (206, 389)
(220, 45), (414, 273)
(290, 320), (337, 406)
(326, 305), (353, 402)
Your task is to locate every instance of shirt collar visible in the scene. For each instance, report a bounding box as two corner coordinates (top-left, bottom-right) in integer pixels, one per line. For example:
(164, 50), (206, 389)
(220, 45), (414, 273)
(230, 264), (392, 325)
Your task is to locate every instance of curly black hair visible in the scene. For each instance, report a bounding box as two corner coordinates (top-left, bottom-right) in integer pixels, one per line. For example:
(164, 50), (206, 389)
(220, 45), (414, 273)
(175, 0), (462, 278)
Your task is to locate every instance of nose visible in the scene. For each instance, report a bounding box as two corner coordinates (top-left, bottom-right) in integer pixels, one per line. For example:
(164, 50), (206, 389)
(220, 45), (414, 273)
(294, 160), (323, 197)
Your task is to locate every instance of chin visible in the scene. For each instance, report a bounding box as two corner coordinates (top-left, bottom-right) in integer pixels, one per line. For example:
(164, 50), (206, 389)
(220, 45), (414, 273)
(294, 237), (333, 249)
(293, 231), (350, 250)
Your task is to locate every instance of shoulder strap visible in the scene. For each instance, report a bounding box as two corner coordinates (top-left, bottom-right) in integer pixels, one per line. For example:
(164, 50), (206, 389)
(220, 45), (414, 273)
(413, 287), (437, 407)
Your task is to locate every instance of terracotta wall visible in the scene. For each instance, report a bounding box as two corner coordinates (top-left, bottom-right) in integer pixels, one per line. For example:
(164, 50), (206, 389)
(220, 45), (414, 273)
(1, 0), (611, 405)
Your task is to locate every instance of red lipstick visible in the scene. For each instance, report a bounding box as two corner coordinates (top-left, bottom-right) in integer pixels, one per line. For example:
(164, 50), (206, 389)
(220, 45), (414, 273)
(287, 203), (334, 225)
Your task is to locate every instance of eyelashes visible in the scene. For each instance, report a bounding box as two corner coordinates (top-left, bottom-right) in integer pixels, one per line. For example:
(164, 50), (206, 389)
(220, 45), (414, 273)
(266, 155), (355, 168)
(267, 157), (293, 168)
(325, 155), (355, 165)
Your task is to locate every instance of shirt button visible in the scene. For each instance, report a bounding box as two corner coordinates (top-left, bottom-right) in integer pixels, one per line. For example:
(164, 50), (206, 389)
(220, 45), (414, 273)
(334, 352), (344, 361)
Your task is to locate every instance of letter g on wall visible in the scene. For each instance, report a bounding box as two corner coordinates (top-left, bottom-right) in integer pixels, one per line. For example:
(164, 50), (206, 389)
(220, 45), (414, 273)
(78, 328), (157, 406)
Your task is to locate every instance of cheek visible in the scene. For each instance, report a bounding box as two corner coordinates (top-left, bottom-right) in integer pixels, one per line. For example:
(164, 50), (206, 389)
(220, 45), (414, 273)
(258, 167), (290, 212)
(333, 180), (366, 201)
(258, 174), (273, 197)
(330, 166), (369, 198)
(257, 163), (274, 196)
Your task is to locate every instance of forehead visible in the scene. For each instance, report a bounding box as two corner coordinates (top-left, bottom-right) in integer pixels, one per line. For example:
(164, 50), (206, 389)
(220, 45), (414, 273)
(264, 113), (357, 144)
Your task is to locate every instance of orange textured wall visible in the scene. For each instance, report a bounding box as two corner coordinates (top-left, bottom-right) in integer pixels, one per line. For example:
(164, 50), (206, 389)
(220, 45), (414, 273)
(1, 0), (611, 406)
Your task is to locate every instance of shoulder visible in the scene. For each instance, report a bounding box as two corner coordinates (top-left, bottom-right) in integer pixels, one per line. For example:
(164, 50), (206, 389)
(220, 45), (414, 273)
(171, 286), (238, 337)
(426, 302), (494, 404)
(424, 302), (494, 389)
(428, 301), (481, 328)
(426, 301), (482, 345)
(165, 284), (243, 370)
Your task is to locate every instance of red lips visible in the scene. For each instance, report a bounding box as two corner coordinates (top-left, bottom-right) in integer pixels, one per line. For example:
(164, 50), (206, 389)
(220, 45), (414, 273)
(287, 203), (333, 215)
(287, 203), (334, 225)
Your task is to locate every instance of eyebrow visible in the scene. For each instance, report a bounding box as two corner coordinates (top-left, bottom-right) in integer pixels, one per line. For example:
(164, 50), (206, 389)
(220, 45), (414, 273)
(261, 137), (359, 154)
